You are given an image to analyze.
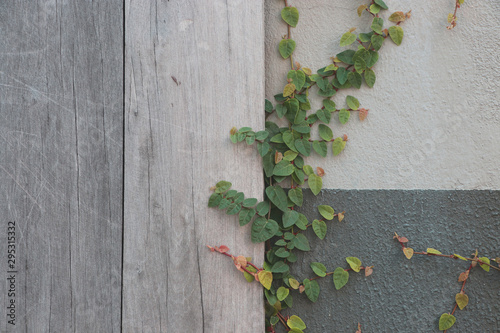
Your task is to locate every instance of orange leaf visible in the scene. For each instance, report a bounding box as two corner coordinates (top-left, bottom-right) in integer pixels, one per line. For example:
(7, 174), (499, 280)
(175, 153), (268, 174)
(458, 271), (469, 282)
(365, 266), (374, 277)
(342, 134), (348, 141)
(316, 167), (325, 177)
(299, 285), (305, 293)
(359, 108), (368, 121)
(338, 211), (345, 222)
(234, 255), (248, 272)
(398, 236), (409, 243)
(403, 247), (414, 259)
(230, 126), (238, 135)
(356, 323), (362, 333)
(275, 151), (283, 164)
(207, 245), (215, 252)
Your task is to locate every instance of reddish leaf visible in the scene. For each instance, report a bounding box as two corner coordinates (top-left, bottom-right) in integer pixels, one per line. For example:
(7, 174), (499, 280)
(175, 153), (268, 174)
(365, 266), (374, 277)
(217, 245), (229, 253)
(234, 255), (248, 272)
(356, 323), (362, 333)
(359, 108), (368, 121)
(458, 271), (469, 282)
(299, 285), (305, 293)
(316, 167), (325, 177)
(207, 245), (215, 252)
(275, 151), (283, 164)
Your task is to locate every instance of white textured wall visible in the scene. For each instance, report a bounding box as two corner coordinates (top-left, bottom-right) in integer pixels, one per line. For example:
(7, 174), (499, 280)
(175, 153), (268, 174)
(266, 0), (500, 190)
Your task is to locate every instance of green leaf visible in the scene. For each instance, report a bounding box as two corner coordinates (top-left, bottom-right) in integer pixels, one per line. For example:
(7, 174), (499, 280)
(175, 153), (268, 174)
(239, 208), (256, 226)
(370, 4), (381, 14)
(366, 50), (379, 67)
(364, 68), (376, 88)
(251, 217), (279, 243)
(218, 198), (230, 209)
(288, 188), (303, 207)
(354, 57), (366, 73)
(312, 219), (327, 240)
(346, 94), (360, 109)
(273, 160), (295, 176)
(359, 32), (373, 42)
(389, 26), (404, 46)
(215, 181), (232, 193)
(279, 39), (296, 59)
(334, 67), (348, 85)
(281, 7), (299, 27)
(316, 109), (331, 124)
(283, 131), (297, 152)
(270, 133), (283, 143)
(242, 198), (257, 208)
(323, 99), (336, 112)
(348, 72), (362, 89)
(308, 174), (323, 195)
(312, 140), (327, 157)
(270, 315), (279, 326)
(265, 99), (273, 113)
(276, 104), (287, 118)
(233, 192), (244, 204)
(287, 70), (306, 91)
(256, 201), (270, 216)
(371, 34), (384, 51)
(318, 205), (335, 220)
(318, 124), (333, 141)
(339, 109), (350, 124)
(287, 315), (306, 330)
(255, 130), (269, 141)
(262, 152), (274, 177)
(294, 139), (311, 156)
(271, 261), (290, 273)
(258, 270), (273, 290)
(265, 185), (289, 212)
(311, 262), (327, 277)
(304, 279), (320, 302)
(346, 257), (362, 272)
(332, 137), (346, 156)
(257, 142), (270, 157)
(246, 134), (255, 145)
(292, 122), (310, 134)
(333, 267), (349, 290)
(479, 257), (490, 272)
(292, 233), (310, 251)
(371, 17), (384, 34)
(208, 193), (222, 207)
(275, 247), (290, 258)
(340, 32), (357, 47)
(277, 287), (290, 301)
(336, 50), (355, 65)
(283, 210), (300, 228)
(295, 213), (308, 230)
(439, 313), (456, 331)
(374, 0), (388, 9)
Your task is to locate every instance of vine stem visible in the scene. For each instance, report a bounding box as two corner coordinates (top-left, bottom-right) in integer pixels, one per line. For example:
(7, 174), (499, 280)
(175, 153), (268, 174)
(277, 311), (290, 331)
(207, 246), (262, 276)
(443, 263), (473, 333)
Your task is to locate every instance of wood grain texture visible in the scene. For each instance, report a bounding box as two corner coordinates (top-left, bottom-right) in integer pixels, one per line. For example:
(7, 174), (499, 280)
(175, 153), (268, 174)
(123, 0), (265, 331)
(0, 1), (123, 332)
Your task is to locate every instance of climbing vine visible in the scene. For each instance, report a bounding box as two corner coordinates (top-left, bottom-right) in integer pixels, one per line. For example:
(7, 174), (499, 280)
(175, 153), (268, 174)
(207, 0), (476, 332)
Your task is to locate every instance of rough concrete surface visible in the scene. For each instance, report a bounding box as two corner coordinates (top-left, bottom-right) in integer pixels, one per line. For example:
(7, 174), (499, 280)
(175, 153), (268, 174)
(265, 0), (500, 190)
(276, 190), (500, 332)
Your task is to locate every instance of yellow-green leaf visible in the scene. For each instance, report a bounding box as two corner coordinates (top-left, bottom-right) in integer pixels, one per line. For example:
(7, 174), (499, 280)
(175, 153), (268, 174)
(403, 247), (414, 259)
(455, 293), (469, 310)
(277, 286), (290, 301)
(479, 257), (490, 272)
(357, 4), (367, 17)
(287, 315), (306, 330)
(283, 83), (296, 97)
(346, 257), (362, 272)
(388, 26), (404, 46)
(289, 278), (300, 289)
(427, 248), (442, 255)
(389, 11), (406, 23)
(258, 270), (273, 290)
(454, 253), (467, 261)
(439, 313), (456, 330)
(340, 32), (357, 47)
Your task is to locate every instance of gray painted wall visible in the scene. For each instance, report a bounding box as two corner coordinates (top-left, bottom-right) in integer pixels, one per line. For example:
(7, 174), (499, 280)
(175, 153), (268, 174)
(279, 190), (500, 332)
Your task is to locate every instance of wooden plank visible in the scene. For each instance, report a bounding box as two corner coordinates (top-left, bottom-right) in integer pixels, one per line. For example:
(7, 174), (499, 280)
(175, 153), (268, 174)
(123, 0), (265, 331)
(0, 1), (123, 332)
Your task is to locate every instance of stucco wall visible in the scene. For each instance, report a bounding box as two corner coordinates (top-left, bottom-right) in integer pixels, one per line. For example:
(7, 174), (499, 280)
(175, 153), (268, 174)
(265, 0), (500, 190)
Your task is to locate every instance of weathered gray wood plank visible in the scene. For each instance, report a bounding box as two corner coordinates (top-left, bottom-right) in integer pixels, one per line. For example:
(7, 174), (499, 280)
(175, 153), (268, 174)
(0, 1), (123, 332)
(123, 0), (265, 331)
